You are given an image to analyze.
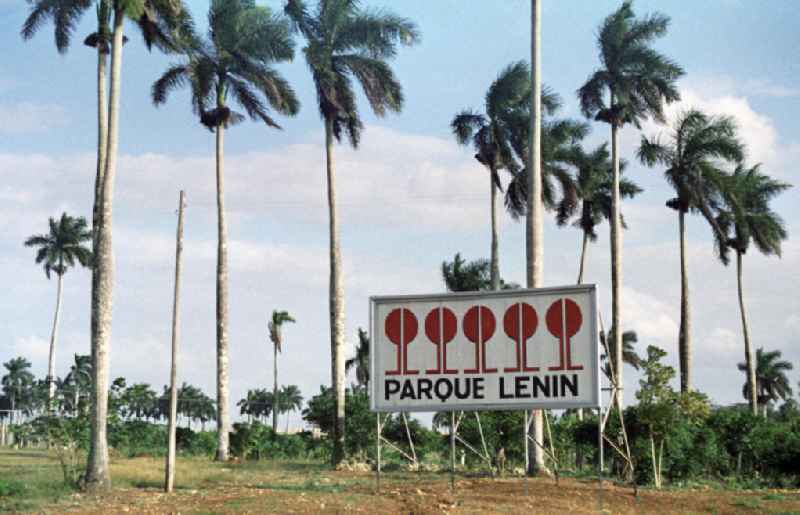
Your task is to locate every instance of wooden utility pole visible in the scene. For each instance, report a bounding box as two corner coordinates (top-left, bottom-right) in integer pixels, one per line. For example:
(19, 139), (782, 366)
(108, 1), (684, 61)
(165, 190), (186, 493)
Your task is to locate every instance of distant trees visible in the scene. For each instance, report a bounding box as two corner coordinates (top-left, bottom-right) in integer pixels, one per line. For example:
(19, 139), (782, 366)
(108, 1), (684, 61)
(2, 357), (34, 419)
(739, 348), (794, 418)
(268, 311), (296, 432)
(346, 329), (370, 389)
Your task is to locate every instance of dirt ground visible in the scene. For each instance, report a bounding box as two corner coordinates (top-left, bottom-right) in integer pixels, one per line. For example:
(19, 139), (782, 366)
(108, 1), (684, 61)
(53, 471), (800, 514)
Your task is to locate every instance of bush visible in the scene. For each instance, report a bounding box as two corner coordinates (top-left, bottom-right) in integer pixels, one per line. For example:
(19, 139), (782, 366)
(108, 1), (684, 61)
(0, 479), (25, 498)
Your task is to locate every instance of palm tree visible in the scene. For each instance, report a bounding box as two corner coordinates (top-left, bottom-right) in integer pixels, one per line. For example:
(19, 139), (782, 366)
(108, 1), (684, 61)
(441, 253), (491, 292)
(22, 0), (192, 490)
(600, 328), (641, 381)
(451, 62), (533, 291)
(638, 109), (743, 392)
(268, 310), (296, 433)
(24, 213), (92, 403)
(280, 385), (303, 433)
(345, 329), (370, 389)
(738, 348), (793, 418)
(717, 165), (789, 415)
(566, 144), (642, 284)
(578, 0), (683, 403)
(284, 0), (419, 466)
(152, 0), (298, 461)
(2, 358), (34, 422)
(64, 354), (92, 415)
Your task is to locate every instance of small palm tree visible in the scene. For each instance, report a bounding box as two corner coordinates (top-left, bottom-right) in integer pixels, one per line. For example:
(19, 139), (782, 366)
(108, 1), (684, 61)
(638, 109), (744, 392)
(24, 213), (92, 403)
(268, 310), (296, 433)
(280, 385), (303, 433)
(567, 144), (641, 284)
(153, 0), (298, 461)
(345, 329), (370, 389)
(717, 165), (789, 415)
(441, 253), (491, 292)
(64, 354), (92, 415)
(600, 328), (641, 381)
(285, 0), (419, 466)
(739, 348), (793, 418)
(2, 357), (35, 422)
(451, 62), (535, 290)
(578, 0), (683, 403)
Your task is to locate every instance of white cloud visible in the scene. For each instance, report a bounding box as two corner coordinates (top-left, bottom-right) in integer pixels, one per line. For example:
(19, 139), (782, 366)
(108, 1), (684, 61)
(0, 102), (68, 135)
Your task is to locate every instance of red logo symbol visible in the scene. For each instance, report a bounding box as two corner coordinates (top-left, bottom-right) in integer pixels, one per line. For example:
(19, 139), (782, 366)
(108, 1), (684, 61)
(503, 303), (540, 372)
(424, 307), (458, 374)
(545, 298), (583, 371)
(385, 308), (419, 375)
(462, 306), (497, 374)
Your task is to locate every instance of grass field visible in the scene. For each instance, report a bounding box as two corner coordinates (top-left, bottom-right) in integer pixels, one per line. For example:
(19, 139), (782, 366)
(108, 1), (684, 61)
(2, 448), (800, 513)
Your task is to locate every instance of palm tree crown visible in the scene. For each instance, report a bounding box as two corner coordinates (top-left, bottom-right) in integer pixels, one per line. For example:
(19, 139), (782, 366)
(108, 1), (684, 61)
(2, 357), (35, 408)
(577, 0), (684, 128)
(739, 348), (793, 408)
(345, 328), (370, 388)
(284, 0), (420, 146)
(638, 109), (744, 258)
(24, 213), (92, 279)
(717, 164), (790, 259)
(153, 0), (299, 130)
(269, 310), (296, 353)
(600, 328), (641, 381)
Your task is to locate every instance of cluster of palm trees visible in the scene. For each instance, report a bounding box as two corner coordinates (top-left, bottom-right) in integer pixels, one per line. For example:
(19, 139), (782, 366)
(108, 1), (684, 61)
(22, 0), (418, 482)
(237, 385), (303, 432)
(453, 2), (789, 428)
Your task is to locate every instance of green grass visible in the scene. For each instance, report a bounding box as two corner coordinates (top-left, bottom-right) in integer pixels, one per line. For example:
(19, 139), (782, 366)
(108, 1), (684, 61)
(0, 449), (75, 512)
(732, 497), (763, 510)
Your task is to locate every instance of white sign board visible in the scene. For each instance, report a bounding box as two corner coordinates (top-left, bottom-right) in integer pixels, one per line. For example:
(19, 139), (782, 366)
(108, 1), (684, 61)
(370, 285), (600, 412)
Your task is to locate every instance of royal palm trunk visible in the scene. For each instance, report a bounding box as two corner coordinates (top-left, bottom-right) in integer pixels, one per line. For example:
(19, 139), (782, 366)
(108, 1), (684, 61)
(610, 121), (623, 407)
(737, 251), (758, 415)
(527, 0), (546, 475)
(489, 169), (500, 291)
(86, 7), (124, 490)
(576, 231), (589, 285)
(273, 343), (278, 433)
(47, 272), (64, 403)
(215, 107), (230, 462)
(678, 209), (691, 392)
(325, 118), (346, 466)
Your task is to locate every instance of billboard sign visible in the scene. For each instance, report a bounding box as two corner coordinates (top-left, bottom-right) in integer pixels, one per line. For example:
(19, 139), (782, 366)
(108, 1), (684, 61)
(370, 285), (600, 412)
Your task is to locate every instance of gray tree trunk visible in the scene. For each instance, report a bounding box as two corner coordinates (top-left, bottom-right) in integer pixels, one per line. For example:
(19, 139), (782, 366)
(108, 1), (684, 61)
(489, 169), (500, 291)
(85, 7), (124, 491)
(214, 112), (230, 462)
(576, 231), (589, 285)
(325, 118), (346, 466)
(165, 191), (185, 493)
(273, 342), (278, 433)
(736, 251), (758, 416)
(610, 121), (623, 407)
(678, 210), (691, 392)
(527, 0), (546, 475)
(47, 273), (64, 403)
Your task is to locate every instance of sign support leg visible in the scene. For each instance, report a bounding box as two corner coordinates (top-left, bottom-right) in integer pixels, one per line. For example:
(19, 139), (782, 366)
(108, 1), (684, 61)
(523, 410), (529, 496)
(375, 413), (381, 494)
(450, 410), (456, 494)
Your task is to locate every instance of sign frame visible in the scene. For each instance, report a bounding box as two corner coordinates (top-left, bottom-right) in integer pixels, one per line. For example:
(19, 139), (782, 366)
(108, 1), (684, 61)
(369, 284), (601, 412)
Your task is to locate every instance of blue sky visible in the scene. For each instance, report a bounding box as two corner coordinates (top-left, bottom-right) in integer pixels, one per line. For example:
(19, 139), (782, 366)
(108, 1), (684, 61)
(1, 1), (798, 422)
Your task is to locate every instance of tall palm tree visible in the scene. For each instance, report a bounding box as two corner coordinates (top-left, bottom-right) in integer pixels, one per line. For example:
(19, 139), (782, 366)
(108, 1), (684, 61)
(738, 348), (793, 418)
(268, 310), (296, 433)
(717, 165), (789, 415)
(23, 0), (192, 490)
(284, 0), (419, 466)
(153, 0), (298, 461)
(24, 213), (92, 403)
(280, 384), (303, 433)
(565, 144), (641, 284)
(578, 0), (683, 403)
(345, 328), (370, 389)
(451, 61), (533, 291)
(638, 109), (743, 392)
